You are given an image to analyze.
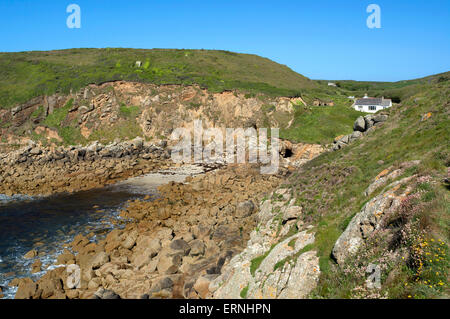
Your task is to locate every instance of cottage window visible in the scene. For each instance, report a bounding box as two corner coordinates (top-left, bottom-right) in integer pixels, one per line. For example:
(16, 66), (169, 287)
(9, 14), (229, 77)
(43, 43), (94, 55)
(369, 105), (377, 111)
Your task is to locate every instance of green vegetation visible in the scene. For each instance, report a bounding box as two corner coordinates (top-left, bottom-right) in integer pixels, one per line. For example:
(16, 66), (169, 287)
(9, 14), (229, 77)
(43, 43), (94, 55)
(38, 99), (85, 145)
(316, 71), (450, 103)
(43, 98), (73, 128)
(30, 105), (44, 119)
(0, 48), (316, 109)
(240, 285), (249, 299)
(24, 95), (143, 145)
(250, 254), (268, 277)
(58, 126), (85, 145)
(87, 118), (143, 144)
(250, 244), (276, 276)
(280, 104), (361, 144)
(281, 78), (450, 298)
(119, 104), (140, 118)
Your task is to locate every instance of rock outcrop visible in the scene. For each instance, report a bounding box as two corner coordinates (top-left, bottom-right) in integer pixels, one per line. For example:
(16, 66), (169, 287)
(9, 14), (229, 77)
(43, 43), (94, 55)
(0, 139), (172, 196)
(0, 82), (307, 152)
(332, 162), (420, 264)
(333, 113), (388, 151)
(14, 164), (285, 299)
(211, 188), (320, 299)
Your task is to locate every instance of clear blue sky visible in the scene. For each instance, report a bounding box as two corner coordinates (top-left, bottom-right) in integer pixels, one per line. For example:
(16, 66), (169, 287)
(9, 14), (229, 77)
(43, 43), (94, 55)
(0, 0), (449, 81)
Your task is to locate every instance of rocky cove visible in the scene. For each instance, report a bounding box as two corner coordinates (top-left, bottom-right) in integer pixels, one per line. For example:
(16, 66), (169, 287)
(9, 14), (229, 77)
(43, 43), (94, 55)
(0, 164), (208, 299)
(0, 162), (286, 299)
(2, 152), (411, 299)
(0, 78), (444, 301)
(0, 81), (409, 300)
(0, 125), (327, 299)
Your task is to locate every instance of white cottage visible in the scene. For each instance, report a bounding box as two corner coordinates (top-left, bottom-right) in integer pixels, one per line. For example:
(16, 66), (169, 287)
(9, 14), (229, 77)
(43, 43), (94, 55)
(353, 94), (392, 113)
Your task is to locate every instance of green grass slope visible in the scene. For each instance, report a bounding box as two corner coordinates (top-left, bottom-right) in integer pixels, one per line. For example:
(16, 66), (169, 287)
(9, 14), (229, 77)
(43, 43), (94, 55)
(280, 95), (362, 144)
(317, 71), (450, 103)
(283, 78), (449, 298)
(0, 48), (316, 109)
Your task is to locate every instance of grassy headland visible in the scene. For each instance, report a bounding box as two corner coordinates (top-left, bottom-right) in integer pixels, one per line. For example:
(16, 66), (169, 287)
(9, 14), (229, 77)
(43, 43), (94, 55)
(0, 48), (316, 109)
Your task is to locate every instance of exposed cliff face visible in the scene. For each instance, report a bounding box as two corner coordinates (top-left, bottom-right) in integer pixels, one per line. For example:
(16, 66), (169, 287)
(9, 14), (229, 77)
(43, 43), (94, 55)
(0, 81), (325, 196)
(0, 81), (306, 150)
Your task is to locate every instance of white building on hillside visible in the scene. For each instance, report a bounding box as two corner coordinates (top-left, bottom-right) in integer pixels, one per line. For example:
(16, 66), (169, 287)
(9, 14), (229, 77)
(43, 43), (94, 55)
(353, 94), (392, 113)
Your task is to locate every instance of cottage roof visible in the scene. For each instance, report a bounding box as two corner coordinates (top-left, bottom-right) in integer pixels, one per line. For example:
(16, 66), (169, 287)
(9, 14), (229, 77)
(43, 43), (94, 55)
(355, 97), (391, 106)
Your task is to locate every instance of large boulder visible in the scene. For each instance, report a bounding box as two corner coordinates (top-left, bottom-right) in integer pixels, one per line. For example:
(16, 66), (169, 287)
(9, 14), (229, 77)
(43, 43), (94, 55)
(353, 116), (366, 132)
(38, 277), (63, 299)
(56, 250), (76, 265)
(121, 230), (138, 250)
(350, 130), (363, 141)
(131, 236), (161, 269)
(24, 249), (37, 259)
(235, 201), (255, 218)
(90, 252), (109, 269)
(15, 279), (37, 299)
(364, 115), (375, 129)
(193, 275), (217, 299)
(31, 260), (42, 274)
(189, 239), (205, 257)
(332, 176), (415, 264)
(157, 253), (182, 275)
(131, 248), (157, 269)
(170, 239), (191, 256)
(373, 114), (388, 123)
(94, 288), (120, 299)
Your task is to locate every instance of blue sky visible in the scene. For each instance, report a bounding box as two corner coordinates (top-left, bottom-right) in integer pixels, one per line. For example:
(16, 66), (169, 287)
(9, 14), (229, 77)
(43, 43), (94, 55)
(0, 0), (449, 81)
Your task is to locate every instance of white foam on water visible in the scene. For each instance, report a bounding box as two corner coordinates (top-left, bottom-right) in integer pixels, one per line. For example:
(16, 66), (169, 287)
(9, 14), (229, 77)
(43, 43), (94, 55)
(46, 264), (66, 271)
(0, 193), (37, 204)
(2, 286), (18, 299)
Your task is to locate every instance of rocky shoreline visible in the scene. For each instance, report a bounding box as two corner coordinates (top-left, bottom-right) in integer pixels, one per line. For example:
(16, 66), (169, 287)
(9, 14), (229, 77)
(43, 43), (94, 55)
(8, 163), (288, 299)
(0, 116), (326, 299)
(0, 137), (175, 196)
